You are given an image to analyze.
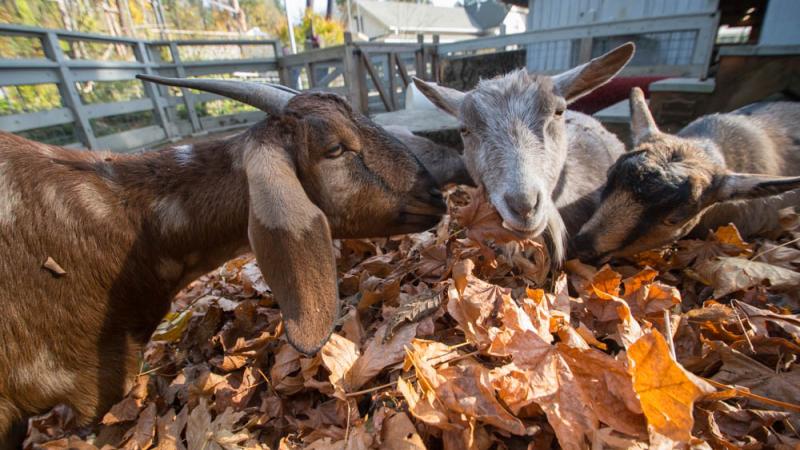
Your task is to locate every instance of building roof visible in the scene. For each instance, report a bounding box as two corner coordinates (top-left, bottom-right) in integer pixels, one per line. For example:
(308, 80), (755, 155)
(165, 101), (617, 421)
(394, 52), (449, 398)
(357, 0), (481, 34)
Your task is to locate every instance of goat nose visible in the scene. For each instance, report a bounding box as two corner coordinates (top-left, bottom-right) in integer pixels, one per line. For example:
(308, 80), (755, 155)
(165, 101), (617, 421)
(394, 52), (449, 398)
(504, 192), (536, 220)
(429, 187), (443, 199)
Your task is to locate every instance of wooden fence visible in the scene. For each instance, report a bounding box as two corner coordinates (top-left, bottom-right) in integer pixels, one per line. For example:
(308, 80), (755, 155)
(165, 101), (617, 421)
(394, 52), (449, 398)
(0, 9), (718, 151)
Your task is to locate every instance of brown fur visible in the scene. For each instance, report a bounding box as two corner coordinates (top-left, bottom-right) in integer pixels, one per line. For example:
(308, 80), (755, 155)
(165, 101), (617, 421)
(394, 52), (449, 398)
(575, 89), (800, 260)
(0, 92), (445, 448)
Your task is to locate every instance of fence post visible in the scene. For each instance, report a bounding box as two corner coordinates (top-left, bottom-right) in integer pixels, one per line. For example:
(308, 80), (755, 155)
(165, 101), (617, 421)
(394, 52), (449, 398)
(168, 42), (203, 134)
(387, 52), (397, 109)
(342, 32), (367, 114)
(415, 34), (426, 80)
(135, 41), (175, 140)
(41, 31), (98, 149)
(576, 37), (594, 65)
(431, 34), (440, 82)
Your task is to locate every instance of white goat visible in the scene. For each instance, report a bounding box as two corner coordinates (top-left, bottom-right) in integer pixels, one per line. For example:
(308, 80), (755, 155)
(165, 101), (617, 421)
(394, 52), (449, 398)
(412, 43), (635, 262)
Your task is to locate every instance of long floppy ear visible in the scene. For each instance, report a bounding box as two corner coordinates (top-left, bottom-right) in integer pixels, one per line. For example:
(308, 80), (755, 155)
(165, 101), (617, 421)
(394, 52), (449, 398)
(552, 42), (635, 104)
(629, 87), (660, 145)
(245, 147), (339, 355)
(716, 173), (800, 202)
(411, 77), (466, 117)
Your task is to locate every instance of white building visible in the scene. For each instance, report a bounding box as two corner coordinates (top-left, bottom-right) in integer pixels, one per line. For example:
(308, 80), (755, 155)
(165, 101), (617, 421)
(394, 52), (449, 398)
(351, 0), (526, 43)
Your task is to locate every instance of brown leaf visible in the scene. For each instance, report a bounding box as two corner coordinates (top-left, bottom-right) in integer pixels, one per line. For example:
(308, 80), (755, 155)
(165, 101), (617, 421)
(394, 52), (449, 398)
(120, 402), (157, 450)
(270, 343), (305, 395)
(627, 331), (704, 443)
(694, 256), (800, 297)
(435, 363), (527, 435)
(186, 399), (249, 450)
(711, 344), (800, 405)
(349, 323), (416, 390)
(447, 262), (508, 347)
(384, 293), (442, 342)
(102, 375), (149, 425)
(320, 333), (360, 397)
(380, 412), (426, 450)
(452, 187), (528, 246)
(23, 404), (79, 449)
(397, 377), (452, 430)
(155, 407), (188, 450)
(734, 300), (800, 340)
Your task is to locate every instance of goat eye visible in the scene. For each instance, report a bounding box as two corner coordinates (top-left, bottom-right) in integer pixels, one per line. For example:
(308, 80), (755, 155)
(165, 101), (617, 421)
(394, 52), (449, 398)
(554, 108), (565, 117)
(460, 127), (469, 135)
(662, 217), (679, 226)
(325, 144), (345, 159)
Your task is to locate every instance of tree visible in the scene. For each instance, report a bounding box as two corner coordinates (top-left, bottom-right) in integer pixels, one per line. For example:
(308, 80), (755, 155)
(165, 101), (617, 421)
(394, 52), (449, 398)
(277, 9), (344, 51)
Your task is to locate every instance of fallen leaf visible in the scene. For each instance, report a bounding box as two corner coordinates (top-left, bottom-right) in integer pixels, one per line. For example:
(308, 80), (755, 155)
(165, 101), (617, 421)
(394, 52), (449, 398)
(694, 256), (800, 297)
(187, 399), (249, 450)
(627, 331), (704, 443)
(43, 256), (67, 276)
(384, 293), (442, 342)
(380, 412), (426, 450)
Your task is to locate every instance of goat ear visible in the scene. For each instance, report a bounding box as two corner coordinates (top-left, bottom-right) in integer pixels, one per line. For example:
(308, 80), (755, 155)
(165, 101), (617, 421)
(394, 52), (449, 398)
(411, 77), (465, 117)
(629, 87), (660, 145)
(552, 42), (635, 104)
(716, 173), (800, 202)
(246, 149), (339, 355)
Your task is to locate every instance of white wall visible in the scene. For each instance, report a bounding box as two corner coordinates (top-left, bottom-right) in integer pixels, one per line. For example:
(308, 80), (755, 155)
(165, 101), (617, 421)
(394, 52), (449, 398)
(524, 0), (718, 71)
(759, 0), (800, 46)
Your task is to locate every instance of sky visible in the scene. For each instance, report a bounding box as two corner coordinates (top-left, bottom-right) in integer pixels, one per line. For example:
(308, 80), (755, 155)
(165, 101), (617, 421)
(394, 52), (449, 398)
(284, 0), (460, 24)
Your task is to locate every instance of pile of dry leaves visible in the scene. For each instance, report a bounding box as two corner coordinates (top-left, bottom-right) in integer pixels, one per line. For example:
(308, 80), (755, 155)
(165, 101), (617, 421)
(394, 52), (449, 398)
(26, 187), (800, 449)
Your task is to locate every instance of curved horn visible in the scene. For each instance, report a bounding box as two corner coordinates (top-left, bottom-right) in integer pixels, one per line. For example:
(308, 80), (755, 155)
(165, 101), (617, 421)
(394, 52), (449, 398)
(136, 74), (295, 115)
(265, 83), (301, 95)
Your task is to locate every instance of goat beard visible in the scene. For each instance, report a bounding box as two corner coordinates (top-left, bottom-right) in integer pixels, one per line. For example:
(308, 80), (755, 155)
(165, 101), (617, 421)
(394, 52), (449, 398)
(543, 205), (567, 269)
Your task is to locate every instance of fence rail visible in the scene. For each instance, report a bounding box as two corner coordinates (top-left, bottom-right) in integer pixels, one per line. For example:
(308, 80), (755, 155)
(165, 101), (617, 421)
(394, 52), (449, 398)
(0, 10), (719, 151)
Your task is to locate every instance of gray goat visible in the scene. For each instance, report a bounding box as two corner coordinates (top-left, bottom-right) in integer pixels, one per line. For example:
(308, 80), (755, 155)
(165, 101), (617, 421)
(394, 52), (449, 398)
(413, 43), (635, 262)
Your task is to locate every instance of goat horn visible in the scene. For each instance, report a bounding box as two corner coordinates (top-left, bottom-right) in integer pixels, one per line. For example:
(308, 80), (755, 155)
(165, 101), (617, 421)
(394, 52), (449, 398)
(265, 83), (301, 95)
(136, 74), (295, 115)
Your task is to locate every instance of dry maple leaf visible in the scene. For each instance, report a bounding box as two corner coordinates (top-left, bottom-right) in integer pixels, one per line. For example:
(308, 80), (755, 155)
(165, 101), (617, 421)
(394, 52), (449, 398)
(694, 256), (800, 297)
(187, 399), (249, 450)
(320, 334), (361, 397)
(733, 299), (800, 340)
(711, 344), (800, 406)
(384, 292), (442, 342)
(120, 402), (157, 450)
(452, 186), (528, 246)
(627, 331), (705, 443)
(435, 363), (528, 436)
(102, 375), (149, 425)
(380, 411), (426, 450)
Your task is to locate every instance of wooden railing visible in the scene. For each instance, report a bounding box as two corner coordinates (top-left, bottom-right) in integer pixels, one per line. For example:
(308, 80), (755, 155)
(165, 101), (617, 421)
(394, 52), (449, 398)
(0, 10), (720, 151)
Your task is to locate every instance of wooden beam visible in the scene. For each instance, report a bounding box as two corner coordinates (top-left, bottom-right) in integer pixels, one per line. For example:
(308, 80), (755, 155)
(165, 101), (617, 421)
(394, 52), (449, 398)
(359, 49), (393, 112)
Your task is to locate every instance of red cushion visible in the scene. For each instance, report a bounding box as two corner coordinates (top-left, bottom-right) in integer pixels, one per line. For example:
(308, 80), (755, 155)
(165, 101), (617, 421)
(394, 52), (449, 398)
(570, 76), (667, 114)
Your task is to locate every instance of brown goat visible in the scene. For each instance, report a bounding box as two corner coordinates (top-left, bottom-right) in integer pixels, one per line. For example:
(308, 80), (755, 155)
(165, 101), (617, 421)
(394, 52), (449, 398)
(0, 76), (446, 447)
(574, 88), (800, 261)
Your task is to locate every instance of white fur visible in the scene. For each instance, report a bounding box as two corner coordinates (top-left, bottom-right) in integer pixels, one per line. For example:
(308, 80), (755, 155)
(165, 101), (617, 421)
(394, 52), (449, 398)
(151, 196), (190, 233)
(11, 350), (76, 401)
(41, 183), (77, 225)
(75, 183), (112, 222)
